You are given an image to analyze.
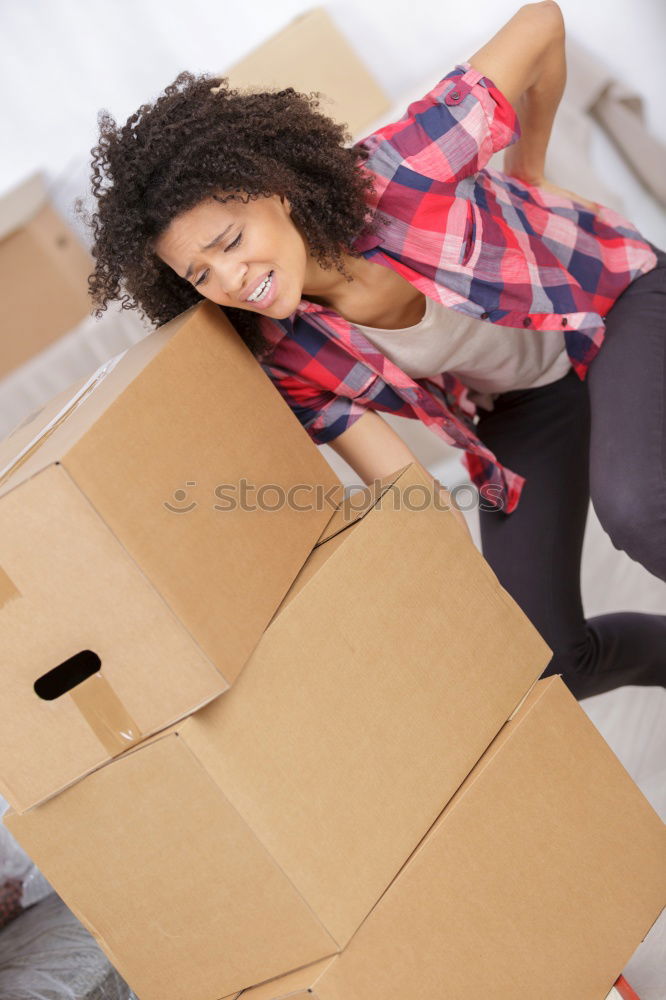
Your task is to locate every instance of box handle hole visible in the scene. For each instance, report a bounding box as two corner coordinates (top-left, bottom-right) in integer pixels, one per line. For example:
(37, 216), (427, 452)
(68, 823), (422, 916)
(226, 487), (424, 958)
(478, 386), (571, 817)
(34, 650), (102, 700)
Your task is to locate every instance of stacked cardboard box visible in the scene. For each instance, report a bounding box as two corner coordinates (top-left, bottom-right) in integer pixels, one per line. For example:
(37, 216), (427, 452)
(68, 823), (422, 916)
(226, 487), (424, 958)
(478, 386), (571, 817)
(0, 300), (340, 811)
(0, 302), (664, 999)
(0, 173), (94, 380)
(224, 8), (391, 139)
(230, 676), (664, 999)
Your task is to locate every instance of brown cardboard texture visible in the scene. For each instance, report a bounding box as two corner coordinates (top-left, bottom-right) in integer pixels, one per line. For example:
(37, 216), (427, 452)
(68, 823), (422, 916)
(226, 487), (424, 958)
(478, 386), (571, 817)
(239, 676), (666, 1000)
(6, 463), (553, 999)
(6, 732), (338, 1000)
(224, 8), (391, 137)
(0, 299), (341, 811)
(0, 173), (94, 378)
(181, 462), (552, 947)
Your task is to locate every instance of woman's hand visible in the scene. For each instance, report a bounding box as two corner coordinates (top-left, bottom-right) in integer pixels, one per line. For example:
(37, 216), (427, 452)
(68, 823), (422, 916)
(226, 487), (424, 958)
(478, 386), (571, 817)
(503, 162), (601, 213)
(535, 177), (601, 213)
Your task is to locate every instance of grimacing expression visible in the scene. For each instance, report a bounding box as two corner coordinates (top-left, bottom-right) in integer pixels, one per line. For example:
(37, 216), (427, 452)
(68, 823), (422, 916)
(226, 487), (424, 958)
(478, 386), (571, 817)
(153, 192), (310, 319)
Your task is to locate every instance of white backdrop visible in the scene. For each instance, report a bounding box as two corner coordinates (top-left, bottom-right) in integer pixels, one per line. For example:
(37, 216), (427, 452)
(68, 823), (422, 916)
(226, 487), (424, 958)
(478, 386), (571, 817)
(1, 0), (665, 208)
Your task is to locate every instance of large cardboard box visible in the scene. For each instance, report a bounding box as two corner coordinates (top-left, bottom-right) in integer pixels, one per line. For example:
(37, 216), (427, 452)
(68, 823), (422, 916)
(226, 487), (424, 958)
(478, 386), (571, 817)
(235, 677), (666, 1000)
(0, 173), (94, 378)
(5, 464), (553, 1000)
(225, 8), (391, 137)
(0, 299), (341, 812)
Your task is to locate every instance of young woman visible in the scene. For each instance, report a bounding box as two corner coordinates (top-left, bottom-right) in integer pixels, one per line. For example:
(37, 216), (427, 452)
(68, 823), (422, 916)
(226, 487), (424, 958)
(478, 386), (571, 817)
(84, 1), (665, 700)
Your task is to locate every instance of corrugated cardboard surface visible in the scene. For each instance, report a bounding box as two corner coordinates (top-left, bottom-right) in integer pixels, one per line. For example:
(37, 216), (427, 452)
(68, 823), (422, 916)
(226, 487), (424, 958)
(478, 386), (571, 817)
(313, 464), (411, 545)
(242, 677), (665, 999)
(270, 464), (411, 621)
(4, 464), (553, 998)
(182, 464), (552, 947)
(0, 309), (190, 497)
(62, 301), (342, 682)
(0, 300), (342, 810)
(6, 734), (338, 1000)
(238, 968), (640, 1000)
(0, 464), (225, 812)
(231, 957), (335, 999)
(0, 173), (93, 378)
(225, 8), (390, 137)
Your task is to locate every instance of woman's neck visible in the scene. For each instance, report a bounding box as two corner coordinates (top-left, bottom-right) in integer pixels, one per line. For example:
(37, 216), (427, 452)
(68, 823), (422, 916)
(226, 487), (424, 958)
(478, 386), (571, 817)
(301, 251), (368, 304)
(302, 251), (426, 330)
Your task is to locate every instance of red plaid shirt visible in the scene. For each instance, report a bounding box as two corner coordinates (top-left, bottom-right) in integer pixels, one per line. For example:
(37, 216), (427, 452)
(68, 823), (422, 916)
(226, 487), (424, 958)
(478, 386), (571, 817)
(259, 62), (657, 513)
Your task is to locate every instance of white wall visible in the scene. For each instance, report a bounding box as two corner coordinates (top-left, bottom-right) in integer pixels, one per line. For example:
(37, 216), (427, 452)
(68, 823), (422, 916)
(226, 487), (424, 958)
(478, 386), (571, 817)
(1, 0), (664, 206)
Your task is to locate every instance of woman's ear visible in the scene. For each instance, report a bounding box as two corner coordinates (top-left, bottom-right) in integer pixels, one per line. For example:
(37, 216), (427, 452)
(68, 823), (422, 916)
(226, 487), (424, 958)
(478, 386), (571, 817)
(280, 194), (292, 215)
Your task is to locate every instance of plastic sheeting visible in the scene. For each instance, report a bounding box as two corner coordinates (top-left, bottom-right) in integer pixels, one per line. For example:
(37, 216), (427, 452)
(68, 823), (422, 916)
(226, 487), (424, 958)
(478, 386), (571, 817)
(0, 891), (135, 1000)
(0, 796), (52, 924)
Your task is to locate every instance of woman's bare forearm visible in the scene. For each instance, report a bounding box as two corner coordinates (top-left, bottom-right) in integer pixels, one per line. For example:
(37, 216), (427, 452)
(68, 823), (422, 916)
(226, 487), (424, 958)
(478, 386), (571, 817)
(502, 7), (567, 183)
(431, 474), (473, 540)
(327, 410), (473, 540)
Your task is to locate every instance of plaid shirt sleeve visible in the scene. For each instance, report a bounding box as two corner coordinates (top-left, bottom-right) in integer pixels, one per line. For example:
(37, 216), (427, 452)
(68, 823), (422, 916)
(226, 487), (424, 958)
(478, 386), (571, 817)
(356, 62), (522, 182)
(264, 365), (370, 445)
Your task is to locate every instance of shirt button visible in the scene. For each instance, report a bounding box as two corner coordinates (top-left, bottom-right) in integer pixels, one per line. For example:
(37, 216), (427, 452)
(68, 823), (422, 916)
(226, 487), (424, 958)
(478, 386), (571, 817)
(481, 311), (489, 319)
(450, 90), (460, 100)
(522, 317), (532, 327)
(561, 317), (568, 327)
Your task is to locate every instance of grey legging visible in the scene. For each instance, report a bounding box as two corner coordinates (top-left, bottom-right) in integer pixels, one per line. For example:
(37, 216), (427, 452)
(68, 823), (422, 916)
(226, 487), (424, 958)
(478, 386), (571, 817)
(476, 242), (666, 700)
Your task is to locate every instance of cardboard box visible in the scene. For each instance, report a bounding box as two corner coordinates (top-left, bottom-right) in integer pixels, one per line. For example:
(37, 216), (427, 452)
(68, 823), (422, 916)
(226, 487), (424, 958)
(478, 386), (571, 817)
(0, 299), (341, 812)
(4, 463), (553, 1000)
(235, 677), (665, 1000)
(225, 8), (391, 138)
(0, 173), (94, 379)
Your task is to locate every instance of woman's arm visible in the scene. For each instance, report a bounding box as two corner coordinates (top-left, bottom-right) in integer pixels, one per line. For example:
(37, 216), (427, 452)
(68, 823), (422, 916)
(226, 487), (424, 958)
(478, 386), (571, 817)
(468, 1), (566, 184)
(327, 409), (473, 539)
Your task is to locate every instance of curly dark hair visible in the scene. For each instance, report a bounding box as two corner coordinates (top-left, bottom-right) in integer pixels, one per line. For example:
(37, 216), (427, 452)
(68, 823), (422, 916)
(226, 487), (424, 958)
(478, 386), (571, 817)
(77, 70), (384, 358)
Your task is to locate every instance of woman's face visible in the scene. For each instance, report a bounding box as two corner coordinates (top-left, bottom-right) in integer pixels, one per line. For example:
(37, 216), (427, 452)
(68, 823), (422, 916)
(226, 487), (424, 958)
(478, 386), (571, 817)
(153, 192), (312, 320)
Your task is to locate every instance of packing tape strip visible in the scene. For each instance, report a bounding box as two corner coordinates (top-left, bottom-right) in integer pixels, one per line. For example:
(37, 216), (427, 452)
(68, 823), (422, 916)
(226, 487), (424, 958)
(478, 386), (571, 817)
(0, 348), (130, 490)
(70, 673), (142, 757)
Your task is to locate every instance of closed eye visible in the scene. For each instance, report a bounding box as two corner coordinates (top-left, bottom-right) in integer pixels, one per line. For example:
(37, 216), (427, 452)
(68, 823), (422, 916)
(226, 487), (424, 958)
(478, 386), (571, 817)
(193, 231), (243, 287)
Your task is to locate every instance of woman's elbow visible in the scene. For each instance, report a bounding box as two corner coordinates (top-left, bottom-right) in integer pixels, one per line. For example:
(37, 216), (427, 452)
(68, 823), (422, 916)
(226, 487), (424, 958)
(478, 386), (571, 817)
(524, 0), (565, 40)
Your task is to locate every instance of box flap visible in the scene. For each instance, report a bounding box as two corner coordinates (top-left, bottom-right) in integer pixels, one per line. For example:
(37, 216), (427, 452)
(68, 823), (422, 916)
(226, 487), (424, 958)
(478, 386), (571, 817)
(314, 463), (411, 546)
(237, 957), (337, 999)
(266, 464), (413, 622)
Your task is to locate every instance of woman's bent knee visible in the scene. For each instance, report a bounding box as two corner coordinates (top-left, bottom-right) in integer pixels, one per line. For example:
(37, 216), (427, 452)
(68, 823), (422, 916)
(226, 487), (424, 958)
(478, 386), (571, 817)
(591, 484), (666, 580)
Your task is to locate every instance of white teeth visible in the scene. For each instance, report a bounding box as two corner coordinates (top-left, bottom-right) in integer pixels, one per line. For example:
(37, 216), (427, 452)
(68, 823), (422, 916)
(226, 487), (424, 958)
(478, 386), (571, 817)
(247, 271), (273, 303)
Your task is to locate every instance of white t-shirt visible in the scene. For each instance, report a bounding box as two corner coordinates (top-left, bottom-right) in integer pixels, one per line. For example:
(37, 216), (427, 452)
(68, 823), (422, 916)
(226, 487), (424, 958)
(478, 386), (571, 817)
(353, 295), (572, 411)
